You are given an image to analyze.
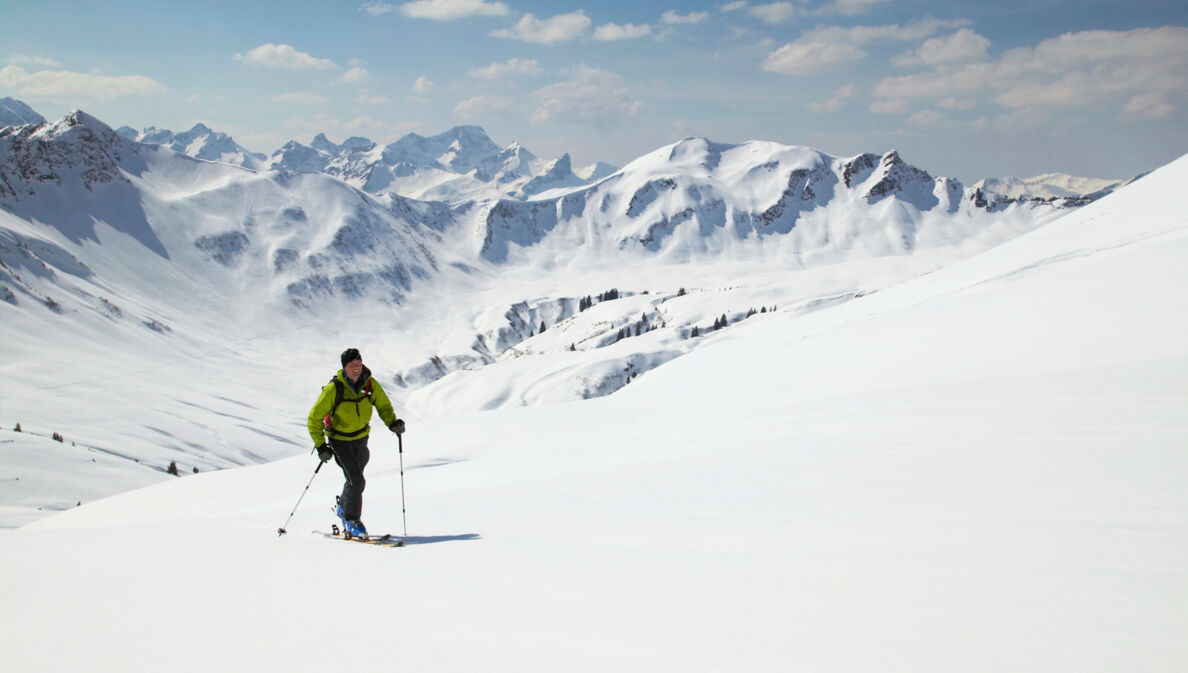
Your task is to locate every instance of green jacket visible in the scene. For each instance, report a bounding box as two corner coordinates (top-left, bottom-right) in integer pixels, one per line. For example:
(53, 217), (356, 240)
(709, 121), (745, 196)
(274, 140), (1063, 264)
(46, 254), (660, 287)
(307, 366), (398, 447)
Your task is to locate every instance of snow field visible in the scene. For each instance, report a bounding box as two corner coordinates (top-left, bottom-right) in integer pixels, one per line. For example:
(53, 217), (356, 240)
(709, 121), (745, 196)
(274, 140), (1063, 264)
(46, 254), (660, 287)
(1, 155), (1185, 672)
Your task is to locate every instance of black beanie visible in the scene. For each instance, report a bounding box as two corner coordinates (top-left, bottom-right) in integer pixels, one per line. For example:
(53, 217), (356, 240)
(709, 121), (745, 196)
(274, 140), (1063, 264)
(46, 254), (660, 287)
(340, 348), (361, 368)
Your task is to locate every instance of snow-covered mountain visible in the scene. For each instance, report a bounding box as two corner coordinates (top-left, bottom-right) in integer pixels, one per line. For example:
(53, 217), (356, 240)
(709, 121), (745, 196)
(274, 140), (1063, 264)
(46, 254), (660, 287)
(117, 122), (267, 170)
(973, 173), (1136, 201)
(1, 147), (1184, 673)
(0, 105), (1156, 526)
(266, 125), (607, 202)
(0, 97), (46, 127)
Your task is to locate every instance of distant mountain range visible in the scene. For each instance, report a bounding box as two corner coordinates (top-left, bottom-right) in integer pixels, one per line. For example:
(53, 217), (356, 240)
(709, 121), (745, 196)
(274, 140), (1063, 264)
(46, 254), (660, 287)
(0, 99), (1159, 494)
(1, 101), (1143, 319)
(1, 97), (1130, 209)
(114, 116), (617, 203)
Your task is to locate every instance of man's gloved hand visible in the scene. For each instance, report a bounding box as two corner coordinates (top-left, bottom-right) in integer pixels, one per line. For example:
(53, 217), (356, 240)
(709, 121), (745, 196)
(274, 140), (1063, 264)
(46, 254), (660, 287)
(316, 443), (333, 462)
(389, 419), (406, 435)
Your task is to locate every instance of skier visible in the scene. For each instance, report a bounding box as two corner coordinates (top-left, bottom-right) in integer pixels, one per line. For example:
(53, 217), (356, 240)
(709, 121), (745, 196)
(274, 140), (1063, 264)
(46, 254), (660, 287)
(307, 347), (405, 539)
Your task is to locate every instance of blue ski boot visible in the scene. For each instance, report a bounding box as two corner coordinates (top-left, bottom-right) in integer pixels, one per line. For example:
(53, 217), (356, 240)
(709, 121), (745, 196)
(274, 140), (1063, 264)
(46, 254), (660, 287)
(345, 519), (368, 540)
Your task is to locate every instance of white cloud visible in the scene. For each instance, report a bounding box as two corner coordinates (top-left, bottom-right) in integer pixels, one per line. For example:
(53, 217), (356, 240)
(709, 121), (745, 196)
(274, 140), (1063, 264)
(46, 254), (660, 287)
(5, 54), (62, 68)
(869, 98), (909, 115)
(359, 2), (398, 15)
(412, 76), (436, 94)
(895, 28), (990, 67)
(763, 42), (866, 75)
(234, 44), (337, 70)
(809, 84), (856, 112)
(821, 0), (889, 16)
(749, 2), (795, 24)
(765, 18), (970, 76)
(530, 64), (642, 127)
(358, 93), (391, 104)
(270, 92), (331, 106)
(468, 58), (542, 80)
(720, 2), (748, 12)
(491, 12), (591, 44)
(0, 65), (167, 101)
(872, 26), (1188, 121)
(907, 109), (946, 126)
(1123, 92), (1175, 121)
(937, 97), (976, 110)
(661, 10), (709, 25)
(401, 0), (510, 20)
(594, 23), (652, 41)
(339, 61), (369, 84)
(454, 95), (512, 120)
(803, 19), (971, 47)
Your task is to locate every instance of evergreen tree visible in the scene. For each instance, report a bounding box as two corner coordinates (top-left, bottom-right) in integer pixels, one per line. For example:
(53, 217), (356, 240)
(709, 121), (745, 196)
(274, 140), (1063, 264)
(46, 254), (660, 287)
(167, 461), (179, 476)
(540, 320), (547, 333)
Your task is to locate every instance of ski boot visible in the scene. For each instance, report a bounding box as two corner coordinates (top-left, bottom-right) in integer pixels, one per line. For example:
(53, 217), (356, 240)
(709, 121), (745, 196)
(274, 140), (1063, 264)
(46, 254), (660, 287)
(344, 519), (368, 540)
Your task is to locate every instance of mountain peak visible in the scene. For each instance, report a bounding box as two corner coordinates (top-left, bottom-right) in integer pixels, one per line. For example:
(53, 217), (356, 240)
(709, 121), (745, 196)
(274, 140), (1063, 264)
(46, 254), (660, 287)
(0, 97), (46, 127)
(311, 133), (339, 154)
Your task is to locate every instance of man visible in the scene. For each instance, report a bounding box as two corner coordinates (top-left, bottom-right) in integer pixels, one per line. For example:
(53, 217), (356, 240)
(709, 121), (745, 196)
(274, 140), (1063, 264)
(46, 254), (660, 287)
(307, 347), (405, 539)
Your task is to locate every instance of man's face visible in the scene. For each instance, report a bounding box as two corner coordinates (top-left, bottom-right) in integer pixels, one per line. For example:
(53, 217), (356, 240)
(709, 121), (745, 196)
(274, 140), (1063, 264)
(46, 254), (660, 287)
(344, 358), (363, 381)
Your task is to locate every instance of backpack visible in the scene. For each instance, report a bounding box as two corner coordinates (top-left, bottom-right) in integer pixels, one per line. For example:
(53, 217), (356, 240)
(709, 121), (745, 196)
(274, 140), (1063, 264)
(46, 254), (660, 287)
(322, 375), (373, 438)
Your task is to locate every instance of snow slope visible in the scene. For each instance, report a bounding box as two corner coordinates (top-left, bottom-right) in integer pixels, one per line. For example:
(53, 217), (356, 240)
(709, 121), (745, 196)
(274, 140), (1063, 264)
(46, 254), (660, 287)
(0, 154), (1184, 671)
(0, 109), (1156, 528)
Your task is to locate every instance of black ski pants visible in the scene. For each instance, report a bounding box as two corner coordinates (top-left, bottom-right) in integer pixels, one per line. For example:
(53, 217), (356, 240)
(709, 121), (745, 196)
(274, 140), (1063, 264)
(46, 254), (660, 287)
(331, 436), (370, 521)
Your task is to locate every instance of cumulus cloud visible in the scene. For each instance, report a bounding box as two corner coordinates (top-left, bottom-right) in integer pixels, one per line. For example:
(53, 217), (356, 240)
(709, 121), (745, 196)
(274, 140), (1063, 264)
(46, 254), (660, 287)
(5, 54), (62, 68)
(869, 98), (910, 115)
(720, 2), (748, 12)
(661, 10), (709, 25)
(400, 0), (509, 20)
(894, 28), (990, 67)
(339, 59), (370, 84)
(234, 44), (337, 70)
(359, 2), (398, 15)
(873, 26), (1188, 121)
(802, 18), (971, 46)
(468, 57), (542, 80)
(821, 0), (889, 16)
(491, 12), (591, 44)
(594, 23), (652, 41)
(529, 64), (643, 127)
(454, 95), (512, 120)
(763, 42), (866, 75)
(749, 2), (795, 24)
(1123, 92), (1175, 121)
(809, 84), (857, 112)
(412, 76), (436, 94)
(0, 65), (167, 101)
(765, 19), (970, 76)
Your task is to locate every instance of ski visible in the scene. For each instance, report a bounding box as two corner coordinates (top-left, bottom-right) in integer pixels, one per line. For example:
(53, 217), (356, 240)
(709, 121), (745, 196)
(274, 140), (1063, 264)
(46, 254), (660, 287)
(314, 529), (404, 546)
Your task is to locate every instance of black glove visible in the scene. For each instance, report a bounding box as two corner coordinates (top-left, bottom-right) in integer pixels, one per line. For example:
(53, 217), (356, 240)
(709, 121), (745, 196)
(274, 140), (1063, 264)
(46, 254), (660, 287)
(316, 443), (332, 462)
(389, 419), (406, 435)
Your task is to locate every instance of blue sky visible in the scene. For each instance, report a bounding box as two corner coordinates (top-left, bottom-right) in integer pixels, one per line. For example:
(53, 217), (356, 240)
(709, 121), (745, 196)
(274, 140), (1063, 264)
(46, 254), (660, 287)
(1, 0), (1185, 181)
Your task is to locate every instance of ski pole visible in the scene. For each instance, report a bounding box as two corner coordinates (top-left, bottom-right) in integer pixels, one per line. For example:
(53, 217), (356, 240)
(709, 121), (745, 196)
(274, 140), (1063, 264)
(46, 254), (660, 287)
(398, 433), (407, 537)
(277, 459), (325, 536)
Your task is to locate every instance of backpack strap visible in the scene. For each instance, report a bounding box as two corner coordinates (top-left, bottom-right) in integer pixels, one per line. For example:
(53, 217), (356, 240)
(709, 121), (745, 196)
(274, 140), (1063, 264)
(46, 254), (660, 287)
(323, 376), (373, 439)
